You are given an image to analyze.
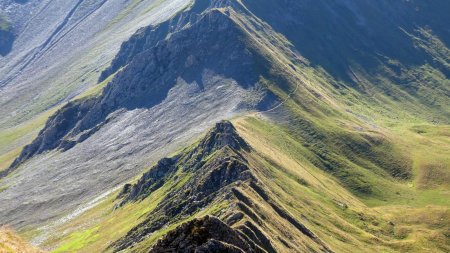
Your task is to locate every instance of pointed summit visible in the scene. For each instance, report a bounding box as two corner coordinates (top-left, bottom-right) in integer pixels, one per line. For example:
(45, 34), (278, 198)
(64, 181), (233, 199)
(197, 121), (249, 154)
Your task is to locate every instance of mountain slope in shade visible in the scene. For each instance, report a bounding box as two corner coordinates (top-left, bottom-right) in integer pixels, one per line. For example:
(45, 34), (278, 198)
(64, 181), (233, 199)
(0, 12), (13, 56)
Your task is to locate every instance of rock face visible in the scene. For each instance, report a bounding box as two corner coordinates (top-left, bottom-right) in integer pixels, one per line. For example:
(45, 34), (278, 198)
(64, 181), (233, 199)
(150, 216), (257, 253)
(0, 0), (190, 128)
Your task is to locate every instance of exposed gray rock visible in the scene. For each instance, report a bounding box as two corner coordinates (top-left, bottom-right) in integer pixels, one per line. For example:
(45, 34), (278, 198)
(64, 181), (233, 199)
(6, 8), (269, 175)
(0, 0), (190, 128)
(112, 120), (331, 252)
(150, 216), (254, 253)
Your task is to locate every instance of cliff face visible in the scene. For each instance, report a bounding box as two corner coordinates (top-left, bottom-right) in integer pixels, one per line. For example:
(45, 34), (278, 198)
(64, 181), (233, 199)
(149, 216), (259, 253)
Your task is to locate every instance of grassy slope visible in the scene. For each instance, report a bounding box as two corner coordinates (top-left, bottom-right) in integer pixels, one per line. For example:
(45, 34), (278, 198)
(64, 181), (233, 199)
(235, 116), (449, 253)
(0, 226), (43, 253)
(0, 109), (57, 172)
(40, 114), (449, 253)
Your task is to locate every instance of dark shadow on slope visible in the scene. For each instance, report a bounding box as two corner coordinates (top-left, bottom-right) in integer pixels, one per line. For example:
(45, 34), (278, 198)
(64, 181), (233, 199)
(241, 0), (450, 84)
(14, 0), (30, 4)
(0, 14), (14, 56)
(0, 30), (14, 56)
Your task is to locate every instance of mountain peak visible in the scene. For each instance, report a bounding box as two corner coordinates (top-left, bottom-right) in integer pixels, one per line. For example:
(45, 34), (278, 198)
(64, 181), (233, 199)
(198, 120), (250, 153)
(149, 215), (255, 252)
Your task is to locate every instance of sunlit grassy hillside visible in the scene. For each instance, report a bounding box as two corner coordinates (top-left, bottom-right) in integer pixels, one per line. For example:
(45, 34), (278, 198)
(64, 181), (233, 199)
(40, 114), (449, 253)
(0, 226), (43, 253)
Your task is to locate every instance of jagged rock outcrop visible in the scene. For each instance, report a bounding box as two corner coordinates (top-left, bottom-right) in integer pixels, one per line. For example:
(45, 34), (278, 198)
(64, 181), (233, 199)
(118, 121), (250, 204)
(99, 0), (248, 83)
(149, 216), (259, 253)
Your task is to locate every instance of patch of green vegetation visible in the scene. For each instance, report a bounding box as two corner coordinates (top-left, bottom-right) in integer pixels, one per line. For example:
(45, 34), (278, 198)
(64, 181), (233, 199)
(235, 116), (450, 252)
(52, 226), (99, 253)
(46, 164), (193, 252)
(0, 14), (10, 32)
(72, 69), (119, 101)
(0, 184), (8, 194)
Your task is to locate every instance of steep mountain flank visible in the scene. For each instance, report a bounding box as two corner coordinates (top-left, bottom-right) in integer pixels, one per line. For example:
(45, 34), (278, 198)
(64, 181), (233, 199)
(45, 118), (450, 253)
(0, 0), (190, 129)
(240, 0), (450, 120)
(98, 0), (214, 83)
(6, 7), (270, 175)
(0, 2), (277, 230)
(243, 0), (450, 77)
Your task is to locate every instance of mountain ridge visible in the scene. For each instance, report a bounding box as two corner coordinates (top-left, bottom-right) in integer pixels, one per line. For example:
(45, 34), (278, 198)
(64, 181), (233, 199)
(0, 0), (448, 252)
(111, 120), (333, 252)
